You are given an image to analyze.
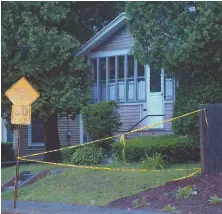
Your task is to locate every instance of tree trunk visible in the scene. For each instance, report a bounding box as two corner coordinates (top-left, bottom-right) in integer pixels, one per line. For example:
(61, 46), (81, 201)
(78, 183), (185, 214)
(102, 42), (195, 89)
(44, 113), (61, 162)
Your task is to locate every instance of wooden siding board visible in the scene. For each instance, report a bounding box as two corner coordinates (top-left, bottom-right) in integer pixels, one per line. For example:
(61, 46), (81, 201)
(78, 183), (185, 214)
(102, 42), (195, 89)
(58, 115), (80, 146)
(164, 102), (174, 131)
(93, 25), (134, 52)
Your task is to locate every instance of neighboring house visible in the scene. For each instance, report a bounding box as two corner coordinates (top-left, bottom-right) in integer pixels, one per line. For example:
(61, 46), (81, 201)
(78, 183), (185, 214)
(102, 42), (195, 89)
(7, 12), (175, 159)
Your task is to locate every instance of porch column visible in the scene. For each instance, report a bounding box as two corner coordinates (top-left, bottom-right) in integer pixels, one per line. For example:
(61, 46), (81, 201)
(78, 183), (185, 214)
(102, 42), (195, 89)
(124, 55), (128, 102)
(134, 59), (138, 101)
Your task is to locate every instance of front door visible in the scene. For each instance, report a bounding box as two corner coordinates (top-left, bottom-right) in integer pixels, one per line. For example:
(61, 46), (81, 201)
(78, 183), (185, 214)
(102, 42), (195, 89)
(148, 66), (164, 129)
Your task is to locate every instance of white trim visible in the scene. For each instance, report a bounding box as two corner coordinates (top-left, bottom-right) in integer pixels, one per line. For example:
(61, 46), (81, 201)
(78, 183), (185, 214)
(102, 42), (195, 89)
(74, 13), (127, 56)
(28, 124), (44, 147)
(165, 100), (174, 104)
(79, 114), (83, 144)
(88, 49), (131, 58)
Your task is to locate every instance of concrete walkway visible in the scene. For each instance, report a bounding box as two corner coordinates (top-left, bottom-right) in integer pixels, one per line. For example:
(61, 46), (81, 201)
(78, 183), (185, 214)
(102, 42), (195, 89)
(2, 200), (170, 214)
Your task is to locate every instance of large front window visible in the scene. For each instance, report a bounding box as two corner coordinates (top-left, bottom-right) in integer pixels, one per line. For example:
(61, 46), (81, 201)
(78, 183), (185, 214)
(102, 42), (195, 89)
(91, 55), (146, 103)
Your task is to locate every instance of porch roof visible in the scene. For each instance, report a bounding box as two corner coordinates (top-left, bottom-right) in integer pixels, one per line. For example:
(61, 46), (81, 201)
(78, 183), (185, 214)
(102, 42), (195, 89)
(73, 13), (128, 57)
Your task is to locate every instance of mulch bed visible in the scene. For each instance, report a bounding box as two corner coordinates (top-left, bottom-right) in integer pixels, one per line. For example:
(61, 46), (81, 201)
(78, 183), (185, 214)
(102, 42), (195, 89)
(106, 174), (222, 214)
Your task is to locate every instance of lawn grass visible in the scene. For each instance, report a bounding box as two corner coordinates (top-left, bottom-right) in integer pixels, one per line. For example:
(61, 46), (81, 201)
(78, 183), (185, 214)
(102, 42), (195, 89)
(1, 162), (200, 206)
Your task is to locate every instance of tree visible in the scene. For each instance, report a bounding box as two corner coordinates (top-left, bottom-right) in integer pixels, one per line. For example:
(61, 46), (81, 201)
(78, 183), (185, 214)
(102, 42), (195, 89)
(126, 2), (222, 139)
(1, 2), (124, 162)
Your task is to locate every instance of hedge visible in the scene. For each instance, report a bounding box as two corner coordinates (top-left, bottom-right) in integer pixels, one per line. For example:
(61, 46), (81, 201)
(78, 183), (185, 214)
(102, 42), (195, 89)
(1, 142), (15, 162)
(112, 135), (200, 163)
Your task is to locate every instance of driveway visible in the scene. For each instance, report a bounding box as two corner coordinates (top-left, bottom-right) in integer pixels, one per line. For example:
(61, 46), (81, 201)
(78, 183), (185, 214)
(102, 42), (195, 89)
(2, 200), (170, 214)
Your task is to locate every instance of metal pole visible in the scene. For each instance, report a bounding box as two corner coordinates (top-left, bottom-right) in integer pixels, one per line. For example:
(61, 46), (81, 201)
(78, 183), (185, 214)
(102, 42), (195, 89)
(14, 125), (21, 209)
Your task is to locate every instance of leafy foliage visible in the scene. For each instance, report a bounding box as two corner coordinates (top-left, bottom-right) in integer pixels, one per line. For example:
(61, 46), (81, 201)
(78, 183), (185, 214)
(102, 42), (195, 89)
(176, 185), (196, 199)
(1, 2), (124, 161)
(140, 153), (165, 170)
(126, 2), (222, 138)
(173, 85), (222, 139)
(71, 146), (104, 165)
(112, 135), (200, 163)
(161, 204), (176, 212)
(209, 195), (222, 205)
(81, 101), (122, 151)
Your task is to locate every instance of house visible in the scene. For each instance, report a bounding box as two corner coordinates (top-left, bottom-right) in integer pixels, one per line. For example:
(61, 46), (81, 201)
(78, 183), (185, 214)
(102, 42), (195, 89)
(4, 12), (175, 159)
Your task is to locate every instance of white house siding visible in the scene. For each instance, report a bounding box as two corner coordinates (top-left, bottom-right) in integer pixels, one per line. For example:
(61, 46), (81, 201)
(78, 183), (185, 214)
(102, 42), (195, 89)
(92, 25), (134, 52)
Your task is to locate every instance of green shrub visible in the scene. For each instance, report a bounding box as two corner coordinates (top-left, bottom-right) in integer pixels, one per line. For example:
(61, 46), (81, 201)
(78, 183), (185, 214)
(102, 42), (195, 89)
(176, 185), (196, 199)
(1, 142), (15, 162)
(112, 135), (200, 163)
(81, 101), (122, 151)
(209, 195), (222, 205)
(61, 145), (77, 163)
(140, 153), (165, 170)
(173, 85), (222, 140)
(71, 145), (104, 165)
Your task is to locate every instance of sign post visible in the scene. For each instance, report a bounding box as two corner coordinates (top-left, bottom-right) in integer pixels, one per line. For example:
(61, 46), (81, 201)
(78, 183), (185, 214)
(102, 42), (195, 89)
(5, 77), (40, 209)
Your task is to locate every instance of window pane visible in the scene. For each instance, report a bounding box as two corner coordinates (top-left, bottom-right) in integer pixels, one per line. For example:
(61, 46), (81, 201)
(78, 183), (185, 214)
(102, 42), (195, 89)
(118, 56), (124, 79)
(100, 83), (106, 101)
(150, 66), (161, 92)
(109, 57), (115, 80)
(109, 83), (116, 100)
(138, 63), (144, 77)
(165, 76), (174, 100)
(127, 80), (134, 101)
(118, 81), (124, 101)
(32, 118), (44, 143)
(137, 78), (146, 101)
(91, 59), (97, 83)
(7, 128), (13, 142)
(99, 58), (106, 81)
(128, 56), (134, 78)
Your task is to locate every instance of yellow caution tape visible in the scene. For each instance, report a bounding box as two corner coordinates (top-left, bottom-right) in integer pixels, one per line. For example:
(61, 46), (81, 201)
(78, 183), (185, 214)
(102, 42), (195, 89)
(20, 108), (205, 159)
(18, 157), (201, 173)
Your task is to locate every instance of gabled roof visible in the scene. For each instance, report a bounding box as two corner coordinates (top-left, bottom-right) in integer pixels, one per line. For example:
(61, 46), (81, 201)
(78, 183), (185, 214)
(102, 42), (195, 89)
(74, 12), (128, 56)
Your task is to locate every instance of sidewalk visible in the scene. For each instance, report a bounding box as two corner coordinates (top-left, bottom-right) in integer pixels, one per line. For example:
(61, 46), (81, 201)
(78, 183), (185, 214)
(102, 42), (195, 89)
(2, 200), (170, 214)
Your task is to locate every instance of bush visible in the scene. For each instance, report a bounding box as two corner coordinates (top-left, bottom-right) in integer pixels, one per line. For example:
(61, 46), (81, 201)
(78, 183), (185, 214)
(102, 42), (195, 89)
(71, 145), (104, 165)
(81, 101), (122, 151)
(61, 145), (77, 163)
(1, 142), (15, 162)
(112, 135), (200, 163)
(140, 153), (165, 170)
(173, 85), (222, 140)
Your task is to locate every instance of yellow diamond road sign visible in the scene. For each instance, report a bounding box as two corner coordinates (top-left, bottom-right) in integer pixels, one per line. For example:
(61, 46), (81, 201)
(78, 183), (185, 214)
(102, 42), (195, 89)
(5, 77), (40, 106)
(11, 105), (31, 125)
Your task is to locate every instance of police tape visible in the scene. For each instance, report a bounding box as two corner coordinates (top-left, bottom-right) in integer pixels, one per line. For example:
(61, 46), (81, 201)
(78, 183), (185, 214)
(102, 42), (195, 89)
(19, 108), (206, 159)
(18, 157), (201, 173)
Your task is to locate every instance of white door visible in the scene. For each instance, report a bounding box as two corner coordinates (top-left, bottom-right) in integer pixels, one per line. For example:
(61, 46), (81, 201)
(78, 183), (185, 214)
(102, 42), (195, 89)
(148, 67), (164, 129)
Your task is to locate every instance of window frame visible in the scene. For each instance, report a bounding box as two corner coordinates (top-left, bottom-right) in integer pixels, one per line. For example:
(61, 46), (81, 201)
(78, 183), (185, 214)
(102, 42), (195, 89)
(89, 51), (147, 104)
(28, 121), (44, 147)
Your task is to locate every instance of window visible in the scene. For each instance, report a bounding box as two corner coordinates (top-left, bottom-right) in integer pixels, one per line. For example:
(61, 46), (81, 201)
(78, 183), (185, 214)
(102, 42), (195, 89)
(89, 55), (147, 103)
(90, 59), (97, 102)
(137, 63), (146, 101)
(2, 119), (13, 142)
(109, 57), (116, 100)
(127, 56), (134, 101)
(164, 73), (175, 100)
(28, 117), (44, 146)
(150, 66), (161, 92)
(99, 58), (106, 101)
(118, 56), (125, 101)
